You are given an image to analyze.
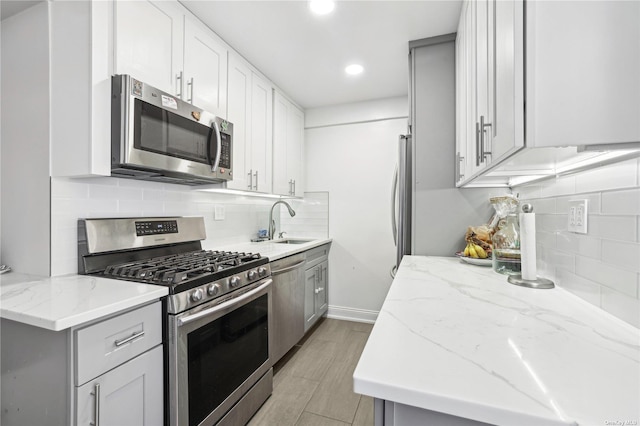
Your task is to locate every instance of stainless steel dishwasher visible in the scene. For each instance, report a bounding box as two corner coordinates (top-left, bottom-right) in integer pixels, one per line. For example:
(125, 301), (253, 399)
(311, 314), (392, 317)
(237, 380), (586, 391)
(270, 253), (306, 363)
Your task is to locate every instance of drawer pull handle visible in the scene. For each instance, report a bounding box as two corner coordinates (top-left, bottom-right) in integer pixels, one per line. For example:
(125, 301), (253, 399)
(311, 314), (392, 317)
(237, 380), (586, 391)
(114, 330), (145, 347)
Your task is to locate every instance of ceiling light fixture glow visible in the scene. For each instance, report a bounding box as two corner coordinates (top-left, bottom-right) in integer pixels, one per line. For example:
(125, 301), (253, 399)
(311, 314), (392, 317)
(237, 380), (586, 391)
(345, 64), (364, 75)
(309, 0), (335, 15)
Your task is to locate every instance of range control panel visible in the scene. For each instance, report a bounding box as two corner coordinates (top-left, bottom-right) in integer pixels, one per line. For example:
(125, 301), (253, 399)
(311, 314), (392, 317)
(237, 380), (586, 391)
(135, 220), (179, 236)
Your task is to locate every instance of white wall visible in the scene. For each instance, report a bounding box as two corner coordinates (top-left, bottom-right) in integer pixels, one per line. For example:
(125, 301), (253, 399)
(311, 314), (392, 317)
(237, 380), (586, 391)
(305, 97), (408, 322)
(517, 158), (640, 329)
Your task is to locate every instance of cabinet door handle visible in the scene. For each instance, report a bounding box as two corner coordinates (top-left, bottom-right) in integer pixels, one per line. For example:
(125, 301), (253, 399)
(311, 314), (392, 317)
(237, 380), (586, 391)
(187, 77), (194, 104)
(114, 330), (145, 347)
(253, 170), (258, 191)
(480, 115), (492, 163)
(475, 121), (481, 166)
(90, 383), (100, 426)
(176, 71), (183, 98)
(248, 169), (253, 190)
(456, 152), (465, 182)
(293, 179), (296, 195)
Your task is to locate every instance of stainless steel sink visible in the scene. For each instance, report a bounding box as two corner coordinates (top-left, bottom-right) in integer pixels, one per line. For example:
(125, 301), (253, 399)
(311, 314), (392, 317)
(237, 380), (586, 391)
(271, 239), (314, 244)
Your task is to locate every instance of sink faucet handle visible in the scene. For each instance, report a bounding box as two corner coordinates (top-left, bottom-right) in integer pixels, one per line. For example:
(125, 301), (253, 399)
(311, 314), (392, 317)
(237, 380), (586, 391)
(278, 231), (287, 239)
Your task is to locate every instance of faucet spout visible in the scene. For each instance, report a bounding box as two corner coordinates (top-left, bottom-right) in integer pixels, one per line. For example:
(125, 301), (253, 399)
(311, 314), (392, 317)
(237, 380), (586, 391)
(268, 201), (296, 240)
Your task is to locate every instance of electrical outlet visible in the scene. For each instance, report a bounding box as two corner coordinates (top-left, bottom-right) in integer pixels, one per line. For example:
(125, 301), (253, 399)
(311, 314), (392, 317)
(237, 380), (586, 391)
(214, 205), (225, 221)
(568, 200), (588, 234)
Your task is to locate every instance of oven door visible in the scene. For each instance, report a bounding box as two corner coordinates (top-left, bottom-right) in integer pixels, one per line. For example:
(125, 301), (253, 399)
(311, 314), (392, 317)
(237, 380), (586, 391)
(168, 278), (272, 426)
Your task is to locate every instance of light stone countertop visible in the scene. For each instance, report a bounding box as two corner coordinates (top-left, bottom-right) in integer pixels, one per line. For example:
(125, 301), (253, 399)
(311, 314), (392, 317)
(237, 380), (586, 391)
(0, 273), (168, 331)
(353, 255), (640, 426)
(210, 237), (333, 261)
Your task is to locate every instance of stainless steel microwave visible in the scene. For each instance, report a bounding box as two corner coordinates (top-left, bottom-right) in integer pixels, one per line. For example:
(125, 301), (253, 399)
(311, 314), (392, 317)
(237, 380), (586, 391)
(111, 74), (233, 185)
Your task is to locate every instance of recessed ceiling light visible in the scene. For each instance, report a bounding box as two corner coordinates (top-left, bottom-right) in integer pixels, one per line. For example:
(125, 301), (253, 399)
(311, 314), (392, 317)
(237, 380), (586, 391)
(345, 64), (364, 76)
(309, 0), (335, 15)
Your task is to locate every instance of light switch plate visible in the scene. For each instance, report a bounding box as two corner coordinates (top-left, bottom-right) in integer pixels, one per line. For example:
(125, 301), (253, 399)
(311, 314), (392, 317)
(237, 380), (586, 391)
(568, 199), (588, 234)
(214, 205), (225, 221)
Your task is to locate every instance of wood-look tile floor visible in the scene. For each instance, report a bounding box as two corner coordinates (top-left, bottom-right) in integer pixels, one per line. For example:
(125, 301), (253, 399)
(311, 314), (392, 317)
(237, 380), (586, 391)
(248, 318), (374, 426)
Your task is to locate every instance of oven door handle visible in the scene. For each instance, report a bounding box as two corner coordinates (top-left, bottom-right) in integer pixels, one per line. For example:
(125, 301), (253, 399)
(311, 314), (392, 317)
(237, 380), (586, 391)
(177, 279), (272, 327)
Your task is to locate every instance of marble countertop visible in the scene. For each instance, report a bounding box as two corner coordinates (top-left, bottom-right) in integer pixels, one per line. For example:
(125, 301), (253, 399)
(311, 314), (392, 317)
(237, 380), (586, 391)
(353, 256), (640, 426)
(0, 273), (168, 331)
(210, 237), (332, 261)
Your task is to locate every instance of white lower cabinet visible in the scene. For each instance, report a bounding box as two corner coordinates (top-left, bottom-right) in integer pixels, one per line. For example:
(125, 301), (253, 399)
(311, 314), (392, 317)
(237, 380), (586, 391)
(76, 346), (163, 426)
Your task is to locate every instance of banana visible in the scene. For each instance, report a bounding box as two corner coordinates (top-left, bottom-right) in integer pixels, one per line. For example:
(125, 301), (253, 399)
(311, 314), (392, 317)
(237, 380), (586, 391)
(463, 244), (470, 257)
(468, 244), (479, 258)
(474, 244), (487, 259)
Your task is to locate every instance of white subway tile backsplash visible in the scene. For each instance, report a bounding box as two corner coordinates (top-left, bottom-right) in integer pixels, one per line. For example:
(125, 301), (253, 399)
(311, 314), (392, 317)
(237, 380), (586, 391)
(588, 215), (638, 242)
(600, 286), (640, 329)
(540, 175), (575, 197)
(601, 240), (640, 273)
(575, 256), (638, 297)
(601, 188), (640, 216)
(556, 269), (601, 306)
(517, 158), (640, 328)
(51, 178), (329, 276)
(575, 158), (638, 193)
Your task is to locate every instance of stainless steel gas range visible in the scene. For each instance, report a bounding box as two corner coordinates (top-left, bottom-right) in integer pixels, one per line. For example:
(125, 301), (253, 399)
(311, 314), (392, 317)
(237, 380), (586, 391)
(78, 216), (273, 426)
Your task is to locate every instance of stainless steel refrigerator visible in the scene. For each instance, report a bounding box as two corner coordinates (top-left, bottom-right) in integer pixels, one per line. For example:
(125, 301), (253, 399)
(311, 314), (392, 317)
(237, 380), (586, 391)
(392, 35), (495, 274)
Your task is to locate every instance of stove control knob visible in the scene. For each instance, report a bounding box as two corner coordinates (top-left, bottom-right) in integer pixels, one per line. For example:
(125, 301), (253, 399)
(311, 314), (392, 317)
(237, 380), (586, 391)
(229, 276), (241, 288)
(191, 288), (204, 303)
(207, 284), (220, 296)
(258, 267), (268, 277)
(247, 270), (257, 280)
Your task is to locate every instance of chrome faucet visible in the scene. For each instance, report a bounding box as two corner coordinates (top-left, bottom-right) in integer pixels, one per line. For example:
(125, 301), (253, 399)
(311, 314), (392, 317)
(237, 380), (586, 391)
(268, 200), (296, 240)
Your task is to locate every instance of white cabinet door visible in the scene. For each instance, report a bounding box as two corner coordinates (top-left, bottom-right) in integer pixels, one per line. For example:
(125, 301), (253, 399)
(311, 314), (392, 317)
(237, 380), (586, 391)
(486, 0), (524, 163)
(455, 2), (468, 185)
(287, 105), (304, 197)
(183, 18), (228, 118)
(273, 91), (305, 197)
(227, 54), (273, 192)
(114, 0), (184, 96)
(250, 72), (273, 193)
(227, 55), (252, 191)
(76, 346), (163, 426)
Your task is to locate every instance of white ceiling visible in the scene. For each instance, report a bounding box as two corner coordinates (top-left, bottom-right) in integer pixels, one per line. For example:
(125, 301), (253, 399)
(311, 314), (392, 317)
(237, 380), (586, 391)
(180, 1), (462, 109)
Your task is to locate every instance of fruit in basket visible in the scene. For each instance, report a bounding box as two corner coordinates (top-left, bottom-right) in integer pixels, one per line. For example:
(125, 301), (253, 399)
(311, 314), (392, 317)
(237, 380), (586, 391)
(462, 242), (490, 259)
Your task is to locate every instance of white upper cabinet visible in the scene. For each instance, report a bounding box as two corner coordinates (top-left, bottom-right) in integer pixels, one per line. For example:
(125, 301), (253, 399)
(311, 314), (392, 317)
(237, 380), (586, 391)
(455, 0), (524, 187)
(526, 0), (640, 147)
(114, 1), (184, 97)
(227, 54), (273, 193)
(456, 0), (637, 187)
(183, 18), (228, 117)
(273, 92), (305, 197)
(114, 0), (228, 118)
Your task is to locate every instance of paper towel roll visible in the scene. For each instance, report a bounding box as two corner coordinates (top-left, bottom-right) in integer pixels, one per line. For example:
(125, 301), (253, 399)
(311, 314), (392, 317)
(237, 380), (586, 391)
(519, 206), (537, 281)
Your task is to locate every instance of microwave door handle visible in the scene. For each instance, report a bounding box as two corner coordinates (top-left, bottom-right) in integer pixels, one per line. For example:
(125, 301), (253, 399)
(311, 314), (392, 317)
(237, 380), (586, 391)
(209, 121), (222, 172)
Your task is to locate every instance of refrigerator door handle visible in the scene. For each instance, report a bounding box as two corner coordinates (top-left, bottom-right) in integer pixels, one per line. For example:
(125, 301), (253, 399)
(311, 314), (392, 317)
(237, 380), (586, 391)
(391, 164), (398, 245)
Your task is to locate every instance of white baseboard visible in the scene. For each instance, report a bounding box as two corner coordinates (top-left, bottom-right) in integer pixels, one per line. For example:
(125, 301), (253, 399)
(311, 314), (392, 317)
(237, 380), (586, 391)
(326, 305), (378, 324)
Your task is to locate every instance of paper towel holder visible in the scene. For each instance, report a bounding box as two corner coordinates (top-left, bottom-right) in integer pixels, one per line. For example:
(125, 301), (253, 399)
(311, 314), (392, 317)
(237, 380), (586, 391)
(507, 203), (555, 289)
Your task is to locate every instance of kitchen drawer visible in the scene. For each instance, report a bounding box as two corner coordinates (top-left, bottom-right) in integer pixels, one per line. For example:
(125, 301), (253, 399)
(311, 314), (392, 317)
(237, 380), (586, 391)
(74, 301), (162, 386)
(305, 243), (330, 269)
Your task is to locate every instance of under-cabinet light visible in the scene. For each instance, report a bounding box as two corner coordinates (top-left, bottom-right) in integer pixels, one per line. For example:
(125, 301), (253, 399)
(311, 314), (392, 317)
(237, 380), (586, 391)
(345, 64), (364, 75)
